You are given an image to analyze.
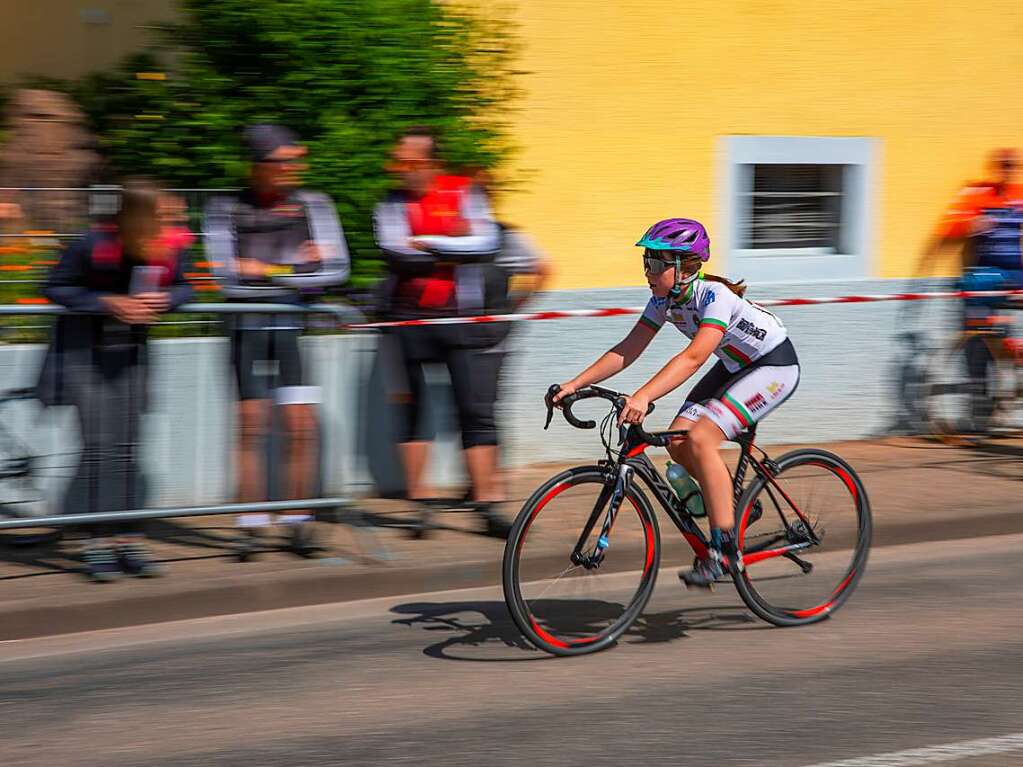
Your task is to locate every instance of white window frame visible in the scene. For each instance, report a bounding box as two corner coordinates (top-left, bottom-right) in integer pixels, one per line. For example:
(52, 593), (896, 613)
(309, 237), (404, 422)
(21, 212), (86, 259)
(719, 136), (879, 283)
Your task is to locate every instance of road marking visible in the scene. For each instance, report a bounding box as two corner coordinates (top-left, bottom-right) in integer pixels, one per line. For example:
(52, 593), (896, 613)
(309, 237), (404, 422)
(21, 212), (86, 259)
(804, 733), (1023, 766)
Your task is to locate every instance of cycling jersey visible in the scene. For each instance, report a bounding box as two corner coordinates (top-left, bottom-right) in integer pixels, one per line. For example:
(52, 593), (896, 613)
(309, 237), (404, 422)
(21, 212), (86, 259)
(204, 187), (348, 403)
(937, 182), (1023, 271)
(204, 188), (350, 301)
(639, 278), (788, 373)
(374, 180), (501, 319)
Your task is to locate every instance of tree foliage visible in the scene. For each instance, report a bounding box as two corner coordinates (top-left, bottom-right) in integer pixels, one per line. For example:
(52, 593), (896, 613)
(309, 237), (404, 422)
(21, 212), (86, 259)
(72, 0), (520, 285)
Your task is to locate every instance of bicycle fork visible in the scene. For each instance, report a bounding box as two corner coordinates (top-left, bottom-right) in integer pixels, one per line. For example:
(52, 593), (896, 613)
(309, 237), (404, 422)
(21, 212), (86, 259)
(570, 464), (633, 570)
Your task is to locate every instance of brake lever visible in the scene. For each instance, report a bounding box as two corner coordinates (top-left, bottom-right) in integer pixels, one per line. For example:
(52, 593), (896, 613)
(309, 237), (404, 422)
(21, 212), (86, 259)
(544, 384), (560, 431)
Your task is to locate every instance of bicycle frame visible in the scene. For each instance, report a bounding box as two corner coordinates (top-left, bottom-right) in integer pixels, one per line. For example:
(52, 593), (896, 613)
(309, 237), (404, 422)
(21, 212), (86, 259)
(567, 422), (818, 571)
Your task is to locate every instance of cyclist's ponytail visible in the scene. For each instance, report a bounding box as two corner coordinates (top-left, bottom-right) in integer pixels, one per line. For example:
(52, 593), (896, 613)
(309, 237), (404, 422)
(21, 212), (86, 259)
(703, 273), (747, 298)
(679, 255), (747, 298)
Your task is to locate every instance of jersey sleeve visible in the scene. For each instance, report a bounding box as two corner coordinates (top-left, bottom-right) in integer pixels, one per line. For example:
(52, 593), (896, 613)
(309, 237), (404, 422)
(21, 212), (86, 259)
(935, 184), (988, 240)
(696, 285), (735, 333)
(638, 297), (667, 332)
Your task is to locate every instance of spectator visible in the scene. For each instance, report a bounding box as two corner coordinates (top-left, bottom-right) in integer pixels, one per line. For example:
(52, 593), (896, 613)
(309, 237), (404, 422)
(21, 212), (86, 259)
(374, 126), (517, 537)
(204, 125), (349, 556)
(40, 178), (193, 582)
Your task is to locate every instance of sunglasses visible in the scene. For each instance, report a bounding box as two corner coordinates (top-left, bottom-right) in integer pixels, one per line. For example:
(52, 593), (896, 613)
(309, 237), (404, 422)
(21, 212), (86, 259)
(643, 248), (694, 275)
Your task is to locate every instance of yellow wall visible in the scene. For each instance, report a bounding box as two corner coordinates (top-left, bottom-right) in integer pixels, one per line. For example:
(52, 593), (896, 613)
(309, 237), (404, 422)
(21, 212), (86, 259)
(499, 0), (1023, 289)
(0, 0), (176, 82)
(5, 0), (1023, 289)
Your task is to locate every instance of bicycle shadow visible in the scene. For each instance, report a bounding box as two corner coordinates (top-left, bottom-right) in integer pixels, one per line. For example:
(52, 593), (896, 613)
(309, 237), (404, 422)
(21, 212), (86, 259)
(390, 599), (760, 662)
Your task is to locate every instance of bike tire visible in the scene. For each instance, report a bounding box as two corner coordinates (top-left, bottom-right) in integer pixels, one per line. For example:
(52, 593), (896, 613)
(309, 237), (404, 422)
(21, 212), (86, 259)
(732, 449), (871, 627)
(502, 466), (660, 656)
(926, 335), (1007, 438)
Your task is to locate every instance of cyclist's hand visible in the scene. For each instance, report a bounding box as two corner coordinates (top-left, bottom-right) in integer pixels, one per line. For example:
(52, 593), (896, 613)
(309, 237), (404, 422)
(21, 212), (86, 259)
(551, 382), (578, 407)
(618, 393), (650, 426)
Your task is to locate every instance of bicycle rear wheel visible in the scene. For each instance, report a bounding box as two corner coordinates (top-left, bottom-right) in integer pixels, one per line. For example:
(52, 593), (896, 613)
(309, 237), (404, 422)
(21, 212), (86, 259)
(503, 466), (660, 656)
(927, 335), (1007, 436)
(732, 449), (870, 627)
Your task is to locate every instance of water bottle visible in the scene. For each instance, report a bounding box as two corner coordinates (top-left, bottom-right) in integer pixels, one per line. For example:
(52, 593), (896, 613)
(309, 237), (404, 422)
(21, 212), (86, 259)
(666, 461), (706, 517)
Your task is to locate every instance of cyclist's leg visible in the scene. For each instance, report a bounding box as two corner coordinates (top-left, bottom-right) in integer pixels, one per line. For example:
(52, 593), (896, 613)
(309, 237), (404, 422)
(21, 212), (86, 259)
(665, 361), (731, 473)
(680, 363), (800, 587)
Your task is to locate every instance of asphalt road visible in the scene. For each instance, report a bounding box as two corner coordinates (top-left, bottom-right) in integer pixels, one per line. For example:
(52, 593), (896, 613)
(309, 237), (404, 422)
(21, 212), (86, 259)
(1, 533), (1021, 767)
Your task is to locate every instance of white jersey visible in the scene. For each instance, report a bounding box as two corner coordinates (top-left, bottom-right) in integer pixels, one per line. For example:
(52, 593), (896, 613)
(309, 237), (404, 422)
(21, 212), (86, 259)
(639, 278), (787, 373)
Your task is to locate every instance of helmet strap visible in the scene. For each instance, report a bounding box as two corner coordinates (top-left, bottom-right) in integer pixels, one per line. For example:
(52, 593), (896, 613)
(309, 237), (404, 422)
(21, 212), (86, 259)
(668, 253), (683, 298)
(669, 256), (701, 299)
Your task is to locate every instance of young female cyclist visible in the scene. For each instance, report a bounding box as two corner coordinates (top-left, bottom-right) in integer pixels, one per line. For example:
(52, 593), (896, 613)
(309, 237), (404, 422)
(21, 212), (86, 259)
(553, 218), (800, 587)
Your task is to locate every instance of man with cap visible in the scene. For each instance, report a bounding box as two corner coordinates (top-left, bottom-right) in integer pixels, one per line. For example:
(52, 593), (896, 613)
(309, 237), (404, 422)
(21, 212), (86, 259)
(204, 124), (349, 555)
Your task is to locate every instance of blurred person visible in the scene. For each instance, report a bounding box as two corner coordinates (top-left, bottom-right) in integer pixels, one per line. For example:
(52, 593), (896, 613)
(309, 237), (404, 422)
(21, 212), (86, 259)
(40, 178), (194, 582)
(922, 148), (1023, 380)
(374, 127), (514, 537)
(204, 125), (349, 556)
(928, 148), (1023, 276)
(553, 219), (800, 587)
(157, 192), (196, 253)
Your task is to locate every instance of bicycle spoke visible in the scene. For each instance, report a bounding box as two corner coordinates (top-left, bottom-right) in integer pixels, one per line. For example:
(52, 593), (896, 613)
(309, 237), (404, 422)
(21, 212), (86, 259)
(735, 451), (869, 625)
(505, 469), (659, 655)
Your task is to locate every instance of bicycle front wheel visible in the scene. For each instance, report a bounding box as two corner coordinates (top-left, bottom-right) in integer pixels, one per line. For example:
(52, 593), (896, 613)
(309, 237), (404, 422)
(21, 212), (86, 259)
(503, 466), (660, 656)
(733, 449), (871, 627)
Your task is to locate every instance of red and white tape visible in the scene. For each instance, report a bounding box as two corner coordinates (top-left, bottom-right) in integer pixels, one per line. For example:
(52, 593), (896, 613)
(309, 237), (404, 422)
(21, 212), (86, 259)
(352, 289), (1023, 329)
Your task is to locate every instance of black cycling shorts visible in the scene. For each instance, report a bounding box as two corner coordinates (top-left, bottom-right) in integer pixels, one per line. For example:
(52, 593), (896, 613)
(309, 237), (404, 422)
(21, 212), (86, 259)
(231, 328), (306, 402)
(390, 324), (502, 449)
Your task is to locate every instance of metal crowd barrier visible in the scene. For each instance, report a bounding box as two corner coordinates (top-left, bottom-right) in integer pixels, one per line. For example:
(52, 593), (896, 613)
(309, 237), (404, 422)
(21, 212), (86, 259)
(0, 301), (392, 560)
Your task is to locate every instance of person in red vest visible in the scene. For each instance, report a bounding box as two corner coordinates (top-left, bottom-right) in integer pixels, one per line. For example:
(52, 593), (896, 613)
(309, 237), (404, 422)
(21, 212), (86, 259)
(374, 127), (512, 537)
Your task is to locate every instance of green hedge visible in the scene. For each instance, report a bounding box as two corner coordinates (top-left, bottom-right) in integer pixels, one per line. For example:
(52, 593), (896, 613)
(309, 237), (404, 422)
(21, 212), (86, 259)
(69, 0), (520, 288)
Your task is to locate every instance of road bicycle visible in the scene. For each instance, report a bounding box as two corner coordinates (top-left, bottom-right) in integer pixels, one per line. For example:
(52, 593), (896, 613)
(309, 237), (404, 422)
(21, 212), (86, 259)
(502, 384), (872, 656)
(923, 310), (1023, 438)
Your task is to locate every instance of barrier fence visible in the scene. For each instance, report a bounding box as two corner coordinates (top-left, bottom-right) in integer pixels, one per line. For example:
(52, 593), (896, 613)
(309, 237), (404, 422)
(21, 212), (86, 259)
(352, 289), (1023, 329)
(0, 302), (391, 563)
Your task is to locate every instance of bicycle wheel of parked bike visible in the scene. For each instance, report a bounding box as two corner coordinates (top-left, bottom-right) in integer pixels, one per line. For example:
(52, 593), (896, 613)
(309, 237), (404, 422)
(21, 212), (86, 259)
(503, 466), (660, 656)
(732, 449), (870, 627)
(927, 335), (1007, 437)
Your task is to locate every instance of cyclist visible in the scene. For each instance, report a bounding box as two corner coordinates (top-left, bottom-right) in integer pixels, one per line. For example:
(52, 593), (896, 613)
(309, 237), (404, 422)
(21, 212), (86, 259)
(553, 218), (800, 587)
(933, 148), (1023, 281)
(927, 148), (1023, 388)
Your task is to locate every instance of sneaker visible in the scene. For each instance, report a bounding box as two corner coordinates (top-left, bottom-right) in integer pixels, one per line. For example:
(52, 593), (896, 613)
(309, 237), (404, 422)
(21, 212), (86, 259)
(679, 549), (728, 589)
(410, 505), (436, 540)
(475, 503), (513, 539)
(288, 522), (322, 558)
(116, 540), (165, 578)
(83, 544), (122, 583)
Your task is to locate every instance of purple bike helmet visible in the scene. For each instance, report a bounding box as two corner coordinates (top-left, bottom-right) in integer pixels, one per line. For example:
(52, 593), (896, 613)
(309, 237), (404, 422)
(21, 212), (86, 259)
(636, 218), (711, 261)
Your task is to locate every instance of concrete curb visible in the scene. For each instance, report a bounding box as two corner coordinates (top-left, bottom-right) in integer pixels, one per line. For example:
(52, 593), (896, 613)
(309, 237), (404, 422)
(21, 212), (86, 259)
(4, 508), (1022, 642)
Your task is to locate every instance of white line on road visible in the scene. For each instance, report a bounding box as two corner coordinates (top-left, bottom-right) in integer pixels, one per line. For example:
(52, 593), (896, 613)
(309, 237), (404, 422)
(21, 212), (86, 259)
(804, 732), (1023, 766)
